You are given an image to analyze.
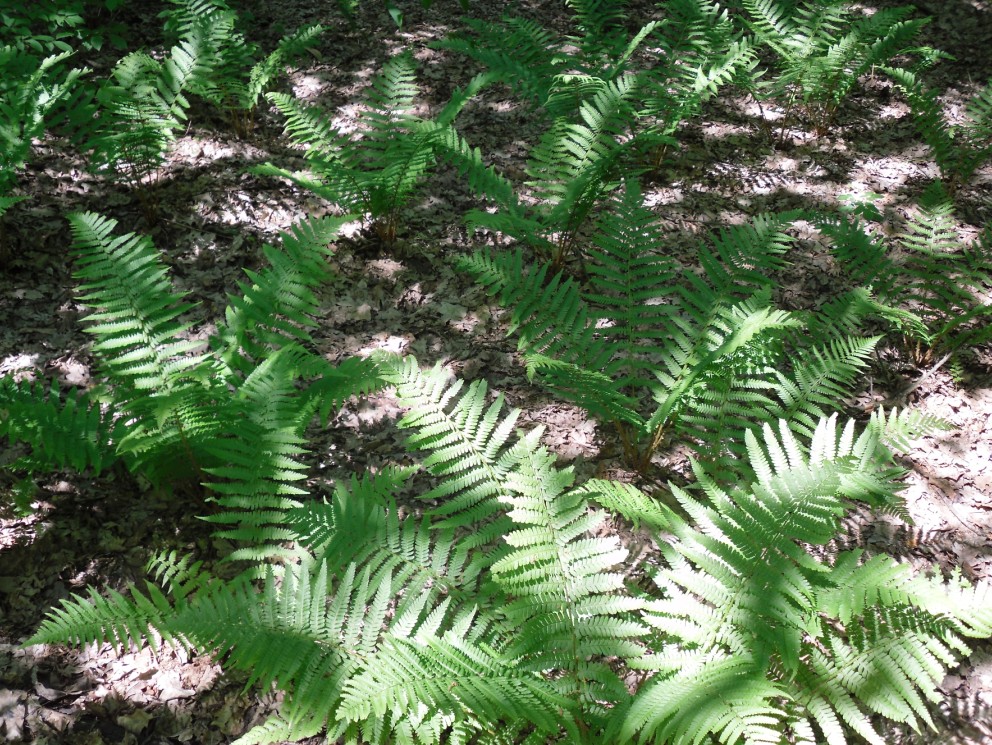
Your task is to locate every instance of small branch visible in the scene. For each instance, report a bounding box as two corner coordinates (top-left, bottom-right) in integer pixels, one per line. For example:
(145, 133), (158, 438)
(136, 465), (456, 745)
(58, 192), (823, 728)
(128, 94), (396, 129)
(886, 350), (954, 405)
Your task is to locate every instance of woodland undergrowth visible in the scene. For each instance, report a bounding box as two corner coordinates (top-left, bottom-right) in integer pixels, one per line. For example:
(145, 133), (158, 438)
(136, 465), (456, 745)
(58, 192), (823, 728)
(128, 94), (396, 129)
(2, 1), (992, 743)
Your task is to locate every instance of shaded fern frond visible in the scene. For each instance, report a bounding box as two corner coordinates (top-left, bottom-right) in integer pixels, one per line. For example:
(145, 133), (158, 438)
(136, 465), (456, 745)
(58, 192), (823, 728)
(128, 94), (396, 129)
(200, 347), (318, 561)
(0, 378), (120, 475)
(85, 19), (215, 182)
(886, 68), (992, 188)
(261, 52), (495, 243)
(743, 0), (927, 129)
(339, 631), (575, 740)
(216, 215), (346, 375)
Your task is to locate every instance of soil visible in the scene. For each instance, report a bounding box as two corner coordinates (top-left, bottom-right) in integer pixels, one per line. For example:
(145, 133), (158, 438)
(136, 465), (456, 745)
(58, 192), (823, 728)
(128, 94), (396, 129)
(1, 0), (992, 743)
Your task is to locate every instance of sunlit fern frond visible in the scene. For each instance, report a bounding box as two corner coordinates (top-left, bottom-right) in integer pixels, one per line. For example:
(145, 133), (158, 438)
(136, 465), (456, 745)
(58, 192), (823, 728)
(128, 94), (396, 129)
(69, 211), (202, 392)
(493, 446), (646, 710)
(287, 469), (499, 615)
(387, 359), (541, 541)
(626, 415), (984, 744)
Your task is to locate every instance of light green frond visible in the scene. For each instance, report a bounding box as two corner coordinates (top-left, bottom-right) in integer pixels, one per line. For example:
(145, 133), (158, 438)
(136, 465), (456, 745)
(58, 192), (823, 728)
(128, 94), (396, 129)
(622, 654), (786, 745)
(389, 359), (534, 536)
(575, 479), (674, 532)
(493, 448), (645, 702)
(201, 347), (316, 560)
(338, 632), (576, 741)
(288, 471), (496, 613)
(69, 211), (202, 391)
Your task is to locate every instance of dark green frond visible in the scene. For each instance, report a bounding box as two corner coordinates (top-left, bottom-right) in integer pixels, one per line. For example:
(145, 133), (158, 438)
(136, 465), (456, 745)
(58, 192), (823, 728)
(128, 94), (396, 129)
(0, 378), (120, 475)
(216, 216), (345, 375)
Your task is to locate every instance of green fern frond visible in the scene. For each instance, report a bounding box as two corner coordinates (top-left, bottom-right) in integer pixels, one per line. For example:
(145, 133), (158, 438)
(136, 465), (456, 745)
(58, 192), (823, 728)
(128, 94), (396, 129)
(69, 211), (202, 391)
(643, 3), (754, 138)
(621, 654), (787, 744)
(700, 211), (797, 298)
(0, 48), (88, 190)
(767, 334), (880, 439)
(865, 405), (952, 453)
(88, 21), (213, 182)
(626, 414), (989, 744)
(575, 479), (674, 532)
(338, 631), (576, 740)
(583, 179), (680, 386)
(468, 75), (661, 266)
(744, 1), (927, 129)
(493, 448), (645, 708)
(287, 470), (496, 614)
(0, 378), (120, 475)
(215, 215), (345, 375)
(262, 52), (495, 242)
(389, 359), (538, 538)
(433, 17), (561, 109)
(886, 70), (992, 187)
(200, 347), (317, 560)
(651, 298), (800, 456)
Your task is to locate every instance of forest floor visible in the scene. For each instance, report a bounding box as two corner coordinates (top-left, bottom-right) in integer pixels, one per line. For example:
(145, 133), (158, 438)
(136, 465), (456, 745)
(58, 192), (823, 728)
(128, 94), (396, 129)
(2, 0), (992, 743)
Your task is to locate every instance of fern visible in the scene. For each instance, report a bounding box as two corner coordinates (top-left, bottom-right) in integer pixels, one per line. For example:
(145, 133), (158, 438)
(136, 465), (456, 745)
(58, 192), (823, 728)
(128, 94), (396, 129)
(161, 0), (324, 137)
(257, 52), (506, 244)
(26, 358), (991, 744)
(387, 358), (540, 539)
(62, 11), (218, 200)
(621, 414), (988, 745)
(435, 1), (659, 118)
(741, 1), (929, 132)
(0, 46), (88, 193)
(0, 377), (120, 478)
(814, 182), (992, 366)
(641, 0), (757, 157)
(466, 77), (664, 267)
(464, 184), (876, 473)
(1, 211), (381, 546)
(885, 68), (992, 191)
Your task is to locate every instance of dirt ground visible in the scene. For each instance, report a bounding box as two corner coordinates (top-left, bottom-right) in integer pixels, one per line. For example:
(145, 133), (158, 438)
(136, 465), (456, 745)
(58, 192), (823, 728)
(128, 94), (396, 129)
(1, 0), (992, 742)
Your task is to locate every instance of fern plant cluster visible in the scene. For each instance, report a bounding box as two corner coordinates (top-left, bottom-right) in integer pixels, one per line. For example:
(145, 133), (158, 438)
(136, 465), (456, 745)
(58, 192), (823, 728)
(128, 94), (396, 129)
(20, 345), (991, 745)
(0, 46), (88, 224)
(2, 0), (992, 744)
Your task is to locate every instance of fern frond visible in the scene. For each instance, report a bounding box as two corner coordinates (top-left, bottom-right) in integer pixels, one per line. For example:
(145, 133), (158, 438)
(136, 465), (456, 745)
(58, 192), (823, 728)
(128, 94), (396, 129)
(93, 31), (208, 178)
(288, 471), (496, 614)
(215, 215), (345, 375)
(700, 211), (796, 298)
(622, 654), (787, 744)
(339, 631), (576, 740)
(493, 448), (645, 709)
(433, 17), (561, 109)
(69, 211), (202, 391)
(200, 347), (317, 561)
(628, 414), (990, 744)
(389, 359), (538, 538)
(767, 334), (880, 439)
(0, 378), (120, 475)
(575, 479), (674, 532)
